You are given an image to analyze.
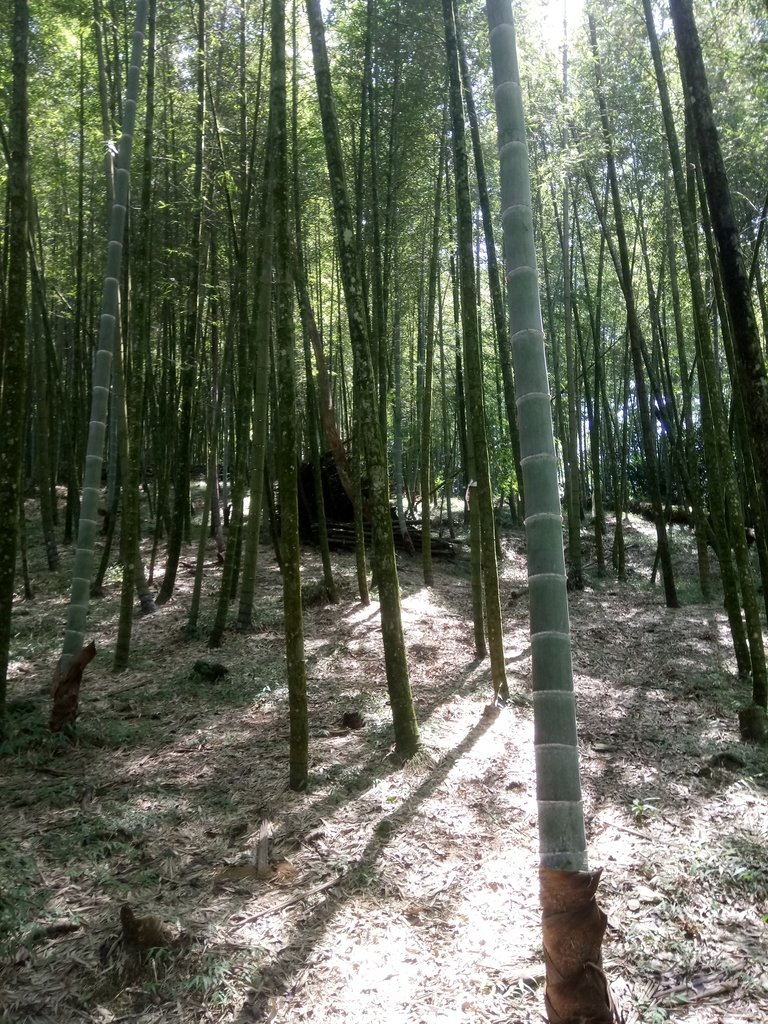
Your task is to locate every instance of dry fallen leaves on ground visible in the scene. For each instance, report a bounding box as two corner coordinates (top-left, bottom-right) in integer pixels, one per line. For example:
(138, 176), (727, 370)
(1, 514), (767, 1023)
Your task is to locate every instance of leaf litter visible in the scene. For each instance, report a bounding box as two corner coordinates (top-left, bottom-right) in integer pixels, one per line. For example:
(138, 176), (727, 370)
(0, 513), (767, 1023)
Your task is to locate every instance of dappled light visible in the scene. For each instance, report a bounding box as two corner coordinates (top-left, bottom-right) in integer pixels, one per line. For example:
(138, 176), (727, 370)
(3, 521), (768, 1022)
(2, 0), (768, 1020)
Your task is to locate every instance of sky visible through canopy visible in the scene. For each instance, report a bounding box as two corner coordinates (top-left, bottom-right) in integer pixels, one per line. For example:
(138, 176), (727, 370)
(536, 0), (587, 51)
(315, 1), (586, 52)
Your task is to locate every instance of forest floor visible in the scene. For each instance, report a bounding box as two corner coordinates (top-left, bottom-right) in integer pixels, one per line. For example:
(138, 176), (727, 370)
(2, 505), (768, 1024)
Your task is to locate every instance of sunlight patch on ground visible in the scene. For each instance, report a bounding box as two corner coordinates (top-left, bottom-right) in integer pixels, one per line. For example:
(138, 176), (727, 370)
(5, 519), (768, 1023)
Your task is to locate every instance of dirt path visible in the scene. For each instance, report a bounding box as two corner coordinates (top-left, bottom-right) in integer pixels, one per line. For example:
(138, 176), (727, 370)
(1, 515), (767, 1023)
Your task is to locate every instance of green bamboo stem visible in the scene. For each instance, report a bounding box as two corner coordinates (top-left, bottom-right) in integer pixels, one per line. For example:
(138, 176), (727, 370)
(61, 0), (148, 670)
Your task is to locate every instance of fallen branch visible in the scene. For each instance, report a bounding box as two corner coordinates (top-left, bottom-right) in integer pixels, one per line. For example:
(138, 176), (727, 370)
(232, 872), (344, 930)
(595, 815), (653, 841)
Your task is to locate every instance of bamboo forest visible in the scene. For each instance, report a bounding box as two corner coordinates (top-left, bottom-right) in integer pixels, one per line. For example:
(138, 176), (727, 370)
(1, 0), (767, 1020)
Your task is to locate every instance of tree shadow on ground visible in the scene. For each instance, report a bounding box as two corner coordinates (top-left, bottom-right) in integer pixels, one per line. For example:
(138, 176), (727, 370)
(0, 573), (510, 991)
(231, 703), (505, 1021)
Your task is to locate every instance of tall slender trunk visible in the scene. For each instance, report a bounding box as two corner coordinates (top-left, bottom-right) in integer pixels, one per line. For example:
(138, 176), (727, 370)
(455, 4), (523, 519)
(392, 296), (411, 552)
(64, 31), (88, 544)
(156, 0), (205, 605)
(643, 0), (764, 701)
(444, 0), (508, 702)
(292, 0), (335, 602)
(574, 200), (607, 576)
(271, 0), (308, 789)
(420, 128), (446, 586)
(561, 30), (582, 589)
(588, 13), (678, 609)
(233, 3), (271, 634)
(188, 284), (225, 635)
(437, 289), (455, 539)
(0, 0), (30, 728)
(114, 0), (157, 669)
(664, 197), (710, 597)
(234, 172), (275, 633)
(670, 0), (768, 546)
(305, 0), (419, 760)
(31, 295), (59, 571)
(59, 0), (148, 674)
(486, 3), (613, 1020)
